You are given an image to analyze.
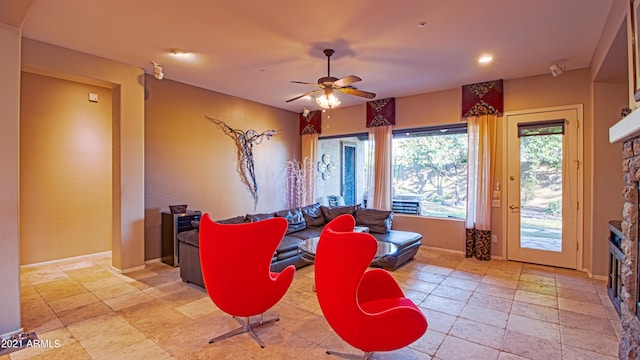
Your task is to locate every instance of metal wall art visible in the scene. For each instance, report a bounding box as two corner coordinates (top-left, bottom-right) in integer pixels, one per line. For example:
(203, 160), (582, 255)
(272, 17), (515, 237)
(317, 153), (335, 180)
(206, 116), (277, 207)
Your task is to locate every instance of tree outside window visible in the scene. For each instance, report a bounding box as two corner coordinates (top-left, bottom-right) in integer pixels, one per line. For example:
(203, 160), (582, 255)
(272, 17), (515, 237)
(392, 126), (467, 219)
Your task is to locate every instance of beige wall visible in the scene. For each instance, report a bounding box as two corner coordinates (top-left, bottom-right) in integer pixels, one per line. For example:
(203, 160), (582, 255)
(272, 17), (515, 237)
(20, 72), (113, 264)
(144, 76), (299, 260)
(0, 23), (22, 337)
(591, 82), (626, 275)
(21, 39), (145, 272)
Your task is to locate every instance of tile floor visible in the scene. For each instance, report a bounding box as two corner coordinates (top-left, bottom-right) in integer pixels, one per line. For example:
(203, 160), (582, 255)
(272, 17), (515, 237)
(7, 247), (621, 359)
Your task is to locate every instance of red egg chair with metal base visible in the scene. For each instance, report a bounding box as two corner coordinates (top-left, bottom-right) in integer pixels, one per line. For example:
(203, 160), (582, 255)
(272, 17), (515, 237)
(199, 213), (295, 348)
(315, 214), (428, 359)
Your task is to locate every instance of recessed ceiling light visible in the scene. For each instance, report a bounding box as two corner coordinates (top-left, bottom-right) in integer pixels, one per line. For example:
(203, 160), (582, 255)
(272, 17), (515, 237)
(170, 48), (197, 62)
(417, 21), (427, 28)
(478, 54), (493, 64)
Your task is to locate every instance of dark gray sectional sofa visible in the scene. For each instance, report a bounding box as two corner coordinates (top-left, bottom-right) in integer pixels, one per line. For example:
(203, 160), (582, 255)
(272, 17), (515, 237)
(176, 203), (423, 288)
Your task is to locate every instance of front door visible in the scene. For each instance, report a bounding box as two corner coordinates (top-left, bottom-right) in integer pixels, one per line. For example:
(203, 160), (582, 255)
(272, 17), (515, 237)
(506, 107), (581, 269)
(342, 143), (356, 205)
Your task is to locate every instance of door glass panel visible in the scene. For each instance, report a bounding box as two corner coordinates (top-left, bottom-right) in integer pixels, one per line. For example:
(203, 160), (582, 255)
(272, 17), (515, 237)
(343, 145), (356, 205)
(519, 132), (563, 252)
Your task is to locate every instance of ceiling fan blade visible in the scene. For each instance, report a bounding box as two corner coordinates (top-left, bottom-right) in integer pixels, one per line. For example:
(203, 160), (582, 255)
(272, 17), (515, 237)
(337, 87), (376, 99)
(333, 75), (362, 88)
(286, 89), (322, 103)
(291, 80), (321, 86)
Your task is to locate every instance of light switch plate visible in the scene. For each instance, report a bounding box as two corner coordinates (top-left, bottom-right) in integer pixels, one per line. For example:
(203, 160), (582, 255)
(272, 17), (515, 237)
(492, 199), (500, 208)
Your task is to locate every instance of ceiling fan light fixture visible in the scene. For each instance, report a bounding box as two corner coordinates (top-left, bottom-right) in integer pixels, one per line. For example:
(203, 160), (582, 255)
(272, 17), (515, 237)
(316, 90), (341, 109)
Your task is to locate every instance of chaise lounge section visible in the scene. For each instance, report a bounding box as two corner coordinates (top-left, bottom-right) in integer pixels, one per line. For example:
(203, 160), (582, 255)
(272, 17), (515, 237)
(177, 203), (423, 288)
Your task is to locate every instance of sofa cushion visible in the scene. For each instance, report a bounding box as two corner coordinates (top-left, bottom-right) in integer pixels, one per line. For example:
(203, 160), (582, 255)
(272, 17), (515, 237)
(216, 215), (247, 224)
(321, 205), (358, 222)
(372, 230), (422, 251)
(356, 208), (393, 234)
(301, 203), (325, 227)
(276, 249), (300, 261)
(277, 235), (304, 253)
(287, 227), (323, 240)
(275, 208), (307, 234)
(246, 212), (275, 222)
(176, 229), (199, 247)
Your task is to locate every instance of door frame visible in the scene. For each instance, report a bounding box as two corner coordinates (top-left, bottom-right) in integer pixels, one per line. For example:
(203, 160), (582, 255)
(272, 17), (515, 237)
(500, 104), (584, 270)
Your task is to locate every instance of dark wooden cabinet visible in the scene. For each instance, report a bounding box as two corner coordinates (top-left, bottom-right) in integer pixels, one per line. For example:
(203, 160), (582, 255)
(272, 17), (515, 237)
(161, 211), (201, 266)
(608, 220), (623, 317)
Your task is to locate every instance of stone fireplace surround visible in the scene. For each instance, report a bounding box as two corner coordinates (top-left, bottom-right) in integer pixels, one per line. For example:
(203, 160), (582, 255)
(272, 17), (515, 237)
(611, 110), (640, 358)
(619, 136), (640, 358)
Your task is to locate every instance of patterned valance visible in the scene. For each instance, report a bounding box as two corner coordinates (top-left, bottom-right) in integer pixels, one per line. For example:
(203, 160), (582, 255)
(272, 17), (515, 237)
(461, 80), (503, 118)
(299, 110), (321, 135)
(366, 98), (395, 128)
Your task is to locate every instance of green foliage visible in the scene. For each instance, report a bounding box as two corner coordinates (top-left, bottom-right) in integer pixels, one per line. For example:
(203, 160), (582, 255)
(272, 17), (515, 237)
(519, 134), (562, 204)
(393, 133), (467, 206)
(545, 200), (561, 215)
(520, 134), (562, 169)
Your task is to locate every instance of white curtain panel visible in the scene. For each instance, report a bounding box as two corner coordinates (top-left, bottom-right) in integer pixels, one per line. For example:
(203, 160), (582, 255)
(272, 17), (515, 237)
(465, 114), (497, 259)
(301, 133), (318, 206)
(466, 114), (497, 230)
(367, 125), (393, 211)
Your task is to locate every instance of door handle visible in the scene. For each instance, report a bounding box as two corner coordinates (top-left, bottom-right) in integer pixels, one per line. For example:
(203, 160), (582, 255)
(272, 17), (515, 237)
(509, 205), (520, 210)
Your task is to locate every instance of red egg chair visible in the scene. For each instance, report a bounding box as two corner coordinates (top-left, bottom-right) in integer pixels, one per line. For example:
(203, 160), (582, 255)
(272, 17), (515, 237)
(315, 214), (428, 359)
(199, 213), (295, 348)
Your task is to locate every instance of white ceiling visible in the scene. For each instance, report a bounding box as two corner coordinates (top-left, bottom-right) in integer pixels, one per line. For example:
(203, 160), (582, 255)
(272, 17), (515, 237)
(12, 0), (616, 112)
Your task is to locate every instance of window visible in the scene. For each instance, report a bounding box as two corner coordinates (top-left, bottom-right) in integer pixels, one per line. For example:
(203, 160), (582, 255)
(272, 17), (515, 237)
(392, 124), (467, 219)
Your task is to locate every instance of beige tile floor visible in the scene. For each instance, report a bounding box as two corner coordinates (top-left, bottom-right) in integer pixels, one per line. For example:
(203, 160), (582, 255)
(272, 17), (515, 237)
(6, 247), (621, 360)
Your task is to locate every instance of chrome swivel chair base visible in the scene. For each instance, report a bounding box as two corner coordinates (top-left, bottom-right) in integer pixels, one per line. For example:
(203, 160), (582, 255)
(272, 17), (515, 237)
(209, 314), (279, 348)
(326, 349), (374, 360)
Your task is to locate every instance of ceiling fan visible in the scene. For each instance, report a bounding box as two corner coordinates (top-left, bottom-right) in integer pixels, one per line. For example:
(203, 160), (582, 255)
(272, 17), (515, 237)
(286, 49), (376, 108)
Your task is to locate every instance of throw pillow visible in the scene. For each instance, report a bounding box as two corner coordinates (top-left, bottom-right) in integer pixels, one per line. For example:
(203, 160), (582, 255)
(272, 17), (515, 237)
(300, 203), (325, 227)
(355, 208), (393, 234)
(275, 208), (307, 234)
(246, 212), (275, 222)
(321, 205), (359, 223)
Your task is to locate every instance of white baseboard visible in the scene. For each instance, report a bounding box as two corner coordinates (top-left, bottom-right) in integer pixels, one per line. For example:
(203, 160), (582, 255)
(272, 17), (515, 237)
(420, 246), (504, 259)
(144, 258), (161, 265)
(111, 264), (146, 274)
(20, 251), (112, 269)
(1, 328), (24, 340)
(583, 268), (608, 281)
(422, 246), (464, 255)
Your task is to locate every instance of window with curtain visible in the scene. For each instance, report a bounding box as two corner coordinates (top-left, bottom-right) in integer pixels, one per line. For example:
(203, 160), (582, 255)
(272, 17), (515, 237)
(392, 124), (468, 218)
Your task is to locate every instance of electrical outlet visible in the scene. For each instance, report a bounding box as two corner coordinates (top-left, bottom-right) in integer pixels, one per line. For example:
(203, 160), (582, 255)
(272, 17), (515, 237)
(491, 235), (498, 243)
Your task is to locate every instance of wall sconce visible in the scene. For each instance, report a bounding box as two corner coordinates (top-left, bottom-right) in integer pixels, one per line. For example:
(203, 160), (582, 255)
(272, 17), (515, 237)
(549, 59), (567, 78)
(152, 62), (164, 80)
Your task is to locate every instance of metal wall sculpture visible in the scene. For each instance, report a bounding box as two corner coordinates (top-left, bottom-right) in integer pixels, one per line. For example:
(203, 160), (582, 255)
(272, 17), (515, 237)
(206, 116), (277, 207)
